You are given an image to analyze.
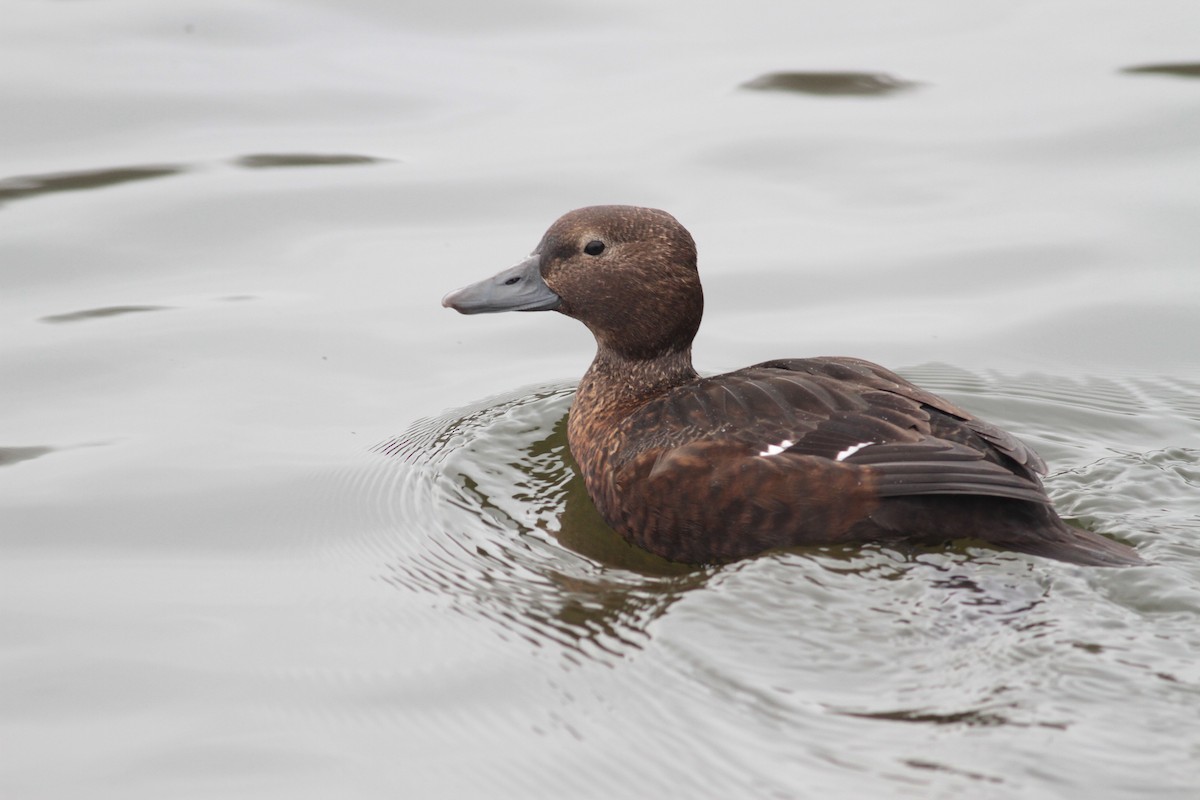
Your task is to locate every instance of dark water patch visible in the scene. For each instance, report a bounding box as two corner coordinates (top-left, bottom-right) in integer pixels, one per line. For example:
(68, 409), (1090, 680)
(847, 706), (1017, 728)
(903, 759), (1004, 785)
(0, 164), (185, 206)
(0, 441), (112, 468)
(233, 153), (389, 169)
(1121, 62), (1200, 79)
(0, 446), (55, 467)
(343, 385), (707, 663)
(40, 305), (173, 324)
(740, 71), (919, 96)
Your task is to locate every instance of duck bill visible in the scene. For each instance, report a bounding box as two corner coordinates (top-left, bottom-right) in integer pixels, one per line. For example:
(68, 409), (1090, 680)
(441, 254), (561, 314)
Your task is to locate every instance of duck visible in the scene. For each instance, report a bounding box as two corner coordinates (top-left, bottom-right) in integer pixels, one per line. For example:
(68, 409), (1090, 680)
(442, 205), (1142, 567)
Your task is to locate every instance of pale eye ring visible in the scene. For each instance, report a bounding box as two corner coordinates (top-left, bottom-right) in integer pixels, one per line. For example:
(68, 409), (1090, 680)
(583, 240), (605, 256)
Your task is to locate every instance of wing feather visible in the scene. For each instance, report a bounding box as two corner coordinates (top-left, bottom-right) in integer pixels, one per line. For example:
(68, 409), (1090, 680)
(616, 356), (1049, 505)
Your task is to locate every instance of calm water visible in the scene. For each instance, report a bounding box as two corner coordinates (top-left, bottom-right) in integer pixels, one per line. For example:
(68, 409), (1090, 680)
(3, 2), (1200, 798)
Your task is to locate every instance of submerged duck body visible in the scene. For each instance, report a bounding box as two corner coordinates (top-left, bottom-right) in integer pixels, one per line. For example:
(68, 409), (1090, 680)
(442, 205), (1141, 567)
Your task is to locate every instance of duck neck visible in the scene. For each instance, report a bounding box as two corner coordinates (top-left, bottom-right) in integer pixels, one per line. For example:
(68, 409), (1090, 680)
(574, 346), (699, 421)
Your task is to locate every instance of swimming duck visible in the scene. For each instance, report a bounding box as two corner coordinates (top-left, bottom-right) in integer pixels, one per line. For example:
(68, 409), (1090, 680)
(442, 205), (1141, 567)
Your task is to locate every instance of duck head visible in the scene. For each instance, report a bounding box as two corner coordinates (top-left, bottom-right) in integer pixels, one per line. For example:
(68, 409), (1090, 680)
(442, 205), (704, 361)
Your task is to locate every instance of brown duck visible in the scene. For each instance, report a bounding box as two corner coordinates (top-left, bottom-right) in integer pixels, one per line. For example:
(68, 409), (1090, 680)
(442, 205), (1141, 567)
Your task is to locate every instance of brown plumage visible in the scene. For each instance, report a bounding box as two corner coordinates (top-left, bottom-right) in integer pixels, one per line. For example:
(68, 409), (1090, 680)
(442, 205), (1142, 567)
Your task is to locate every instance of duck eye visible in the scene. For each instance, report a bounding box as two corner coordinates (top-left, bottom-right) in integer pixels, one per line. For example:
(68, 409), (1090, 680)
(583, 240), (605, 256)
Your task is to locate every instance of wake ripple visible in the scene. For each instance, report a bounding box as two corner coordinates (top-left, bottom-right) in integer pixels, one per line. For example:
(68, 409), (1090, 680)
(336, 383), (707, 663)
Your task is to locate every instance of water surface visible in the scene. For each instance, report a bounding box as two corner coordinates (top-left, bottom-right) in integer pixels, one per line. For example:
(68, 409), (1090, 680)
(3, 1), (1199, 798)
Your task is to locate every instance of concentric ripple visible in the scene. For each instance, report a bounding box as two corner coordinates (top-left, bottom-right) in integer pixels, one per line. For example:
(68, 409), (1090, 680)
(347, 383), (707, 662)
(333, 369), (1200, 669)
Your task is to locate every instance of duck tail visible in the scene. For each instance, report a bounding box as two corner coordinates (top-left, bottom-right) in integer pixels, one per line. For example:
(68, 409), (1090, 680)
(874, 496), (1144, 567)
(991, 513), (1143, 567)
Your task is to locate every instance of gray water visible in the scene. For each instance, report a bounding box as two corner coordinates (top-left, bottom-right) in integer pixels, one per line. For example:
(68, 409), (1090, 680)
(3, 2), (1200, 798)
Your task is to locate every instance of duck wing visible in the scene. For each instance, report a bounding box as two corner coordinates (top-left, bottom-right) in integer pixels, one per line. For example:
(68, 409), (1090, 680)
(620, 356), (1050, 505)
(759, 356), (1047, 475)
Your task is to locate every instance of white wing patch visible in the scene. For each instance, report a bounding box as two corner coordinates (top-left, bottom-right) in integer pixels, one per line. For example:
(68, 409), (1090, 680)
(835, 441), (874, 461)
(758, 439), (795, 457)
